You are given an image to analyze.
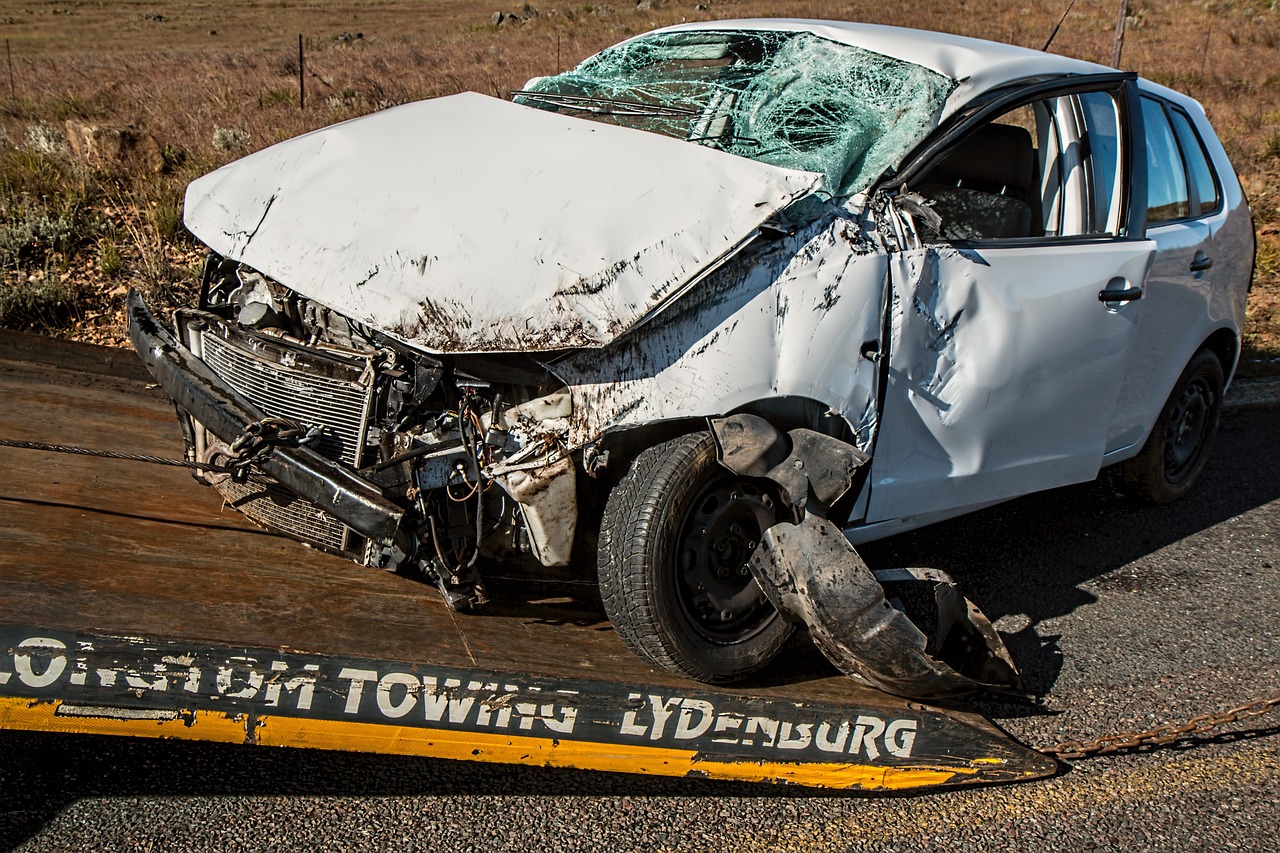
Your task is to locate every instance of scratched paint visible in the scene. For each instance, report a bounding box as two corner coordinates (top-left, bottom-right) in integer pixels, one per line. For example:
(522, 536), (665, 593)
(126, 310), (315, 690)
(183, 92), (823, 354)
(554, 205), (888, 450)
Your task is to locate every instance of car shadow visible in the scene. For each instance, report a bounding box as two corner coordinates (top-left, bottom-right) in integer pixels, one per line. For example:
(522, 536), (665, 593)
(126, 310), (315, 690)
(856, 408), (1280, 699)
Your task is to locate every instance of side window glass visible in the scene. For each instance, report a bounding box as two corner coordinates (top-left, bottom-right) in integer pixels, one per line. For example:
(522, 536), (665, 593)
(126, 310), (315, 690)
(914, 90), (1126, 243)
(915, 103), (1051, 242)
(1141, 97), (1190, 224)
(1169, 108), (1220, 216)
(1077, 91), (1123, 235)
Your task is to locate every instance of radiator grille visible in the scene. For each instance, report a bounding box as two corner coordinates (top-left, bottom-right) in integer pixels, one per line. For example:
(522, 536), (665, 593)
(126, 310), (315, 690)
(194, 325), (376, 559)
(200, 332), (371, 466)
(218, 474), (348, 552)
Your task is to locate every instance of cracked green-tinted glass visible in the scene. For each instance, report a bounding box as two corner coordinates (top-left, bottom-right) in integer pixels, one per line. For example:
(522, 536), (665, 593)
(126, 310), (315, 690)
(515, 30), (952, 196)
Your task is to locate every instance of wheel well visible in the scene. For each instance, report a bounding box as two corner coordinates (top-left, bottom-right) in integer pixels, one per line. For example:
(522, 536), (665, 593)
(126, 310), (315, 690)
(1202, 328), (1238, 384)
(591, 396), (857, 486)
(581, 396), (864, 545)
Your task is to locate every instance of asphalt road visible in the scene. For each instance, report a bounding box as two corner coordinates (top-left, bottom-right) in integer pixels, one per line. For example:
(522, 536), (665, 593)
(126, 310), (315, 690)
(2, 406), (1277, 852)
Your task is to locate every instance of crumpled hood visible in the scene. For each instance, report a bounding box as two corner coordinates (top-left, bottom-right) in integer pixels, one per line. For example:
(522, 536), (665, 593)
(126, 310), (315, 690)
(184, 92), (824, 353)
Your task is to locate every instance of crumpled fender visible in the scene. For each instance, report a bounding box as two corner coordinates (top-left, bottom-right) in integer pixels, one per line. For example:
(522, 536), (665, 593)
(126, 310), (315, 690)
(748, 512), (1022, 698)
(708, 413), (868, 513)
(709, 412), (1020, 698)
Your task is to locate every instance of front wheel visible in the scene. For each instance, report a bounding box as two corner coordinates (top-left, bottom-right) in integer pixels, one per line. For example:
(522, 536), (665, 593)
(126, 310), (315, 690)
(597, 431), (794, 683)
(1119, 349), (1224, 504)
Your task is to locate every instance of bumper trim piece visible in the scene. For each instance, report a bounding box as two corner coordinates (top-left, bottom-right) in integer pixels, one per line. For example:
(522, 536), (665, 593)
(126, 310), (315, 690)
(126, 290), (404, 542)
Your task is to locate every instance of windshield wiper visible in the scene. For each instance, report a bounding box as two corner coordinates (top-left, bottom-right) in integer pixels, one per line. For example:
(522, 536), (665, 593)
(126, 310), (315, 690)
(512, 90), (698, 118)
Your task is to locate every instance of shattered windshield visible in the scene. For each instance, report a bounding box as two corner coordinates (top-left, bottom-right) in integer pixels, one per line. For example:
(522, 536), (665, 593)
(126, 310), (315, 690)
(514, 30), (953, 197)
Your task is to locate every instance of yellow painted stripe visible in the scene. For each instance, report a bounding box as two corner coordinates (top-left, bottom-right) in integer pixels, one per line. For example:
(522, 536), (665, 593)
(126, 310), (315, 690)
(257, 715), (977, 789)
(0, 696), (248, 743)
(255, 714), (699, 776)
(0, 696), (982, 791)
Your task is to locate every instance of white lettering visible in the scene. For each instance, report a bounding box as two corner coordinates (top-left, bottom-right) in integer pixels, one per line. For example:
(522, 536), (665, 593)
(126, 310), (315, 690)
(619, 693), (648, 737)
(711, 713), (744, 743)
(743, 715), (780, 748)
(338, 667), (379, 713)
(885, 719), (918, 757)
(674, 699), (714, 740)
(216, 657), (264, 699)
(476, 684), (516, 728)
(14, 637), (67, 688)
(815, 720), (851, 753)
(125, 665), (169, 692)
(376, 672), (420, 718)
(777, 722), (813, 750)
(540, 702), (578, 734)
(648, 694), (682, 740)
(264, 662), (319, 710)
(421, 677), (475, 723)
(161, 655), (200, 693)
(852, 715), (886, 760)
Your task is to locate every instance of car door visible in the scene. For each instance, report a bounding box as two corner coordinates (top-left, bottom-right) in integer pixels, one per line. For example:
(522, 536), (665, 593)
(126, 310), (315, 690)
(864, 81), (1158, 523)
(1104, 95), (1222, 454)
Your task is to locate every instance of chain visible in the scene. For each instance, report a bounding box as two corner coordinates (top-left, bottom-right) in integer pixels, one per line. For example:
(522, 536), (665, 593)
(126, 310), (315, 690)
(1041, 692), (1280, 759)
(0, 417), (320, 479)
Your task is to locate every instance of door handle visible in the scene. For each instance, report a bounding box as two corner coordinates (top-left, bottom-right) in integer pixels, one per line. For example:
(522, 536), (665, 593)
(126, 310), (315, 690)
(1190, 252), (1213, 273)
(1098, 286), (1143, 303)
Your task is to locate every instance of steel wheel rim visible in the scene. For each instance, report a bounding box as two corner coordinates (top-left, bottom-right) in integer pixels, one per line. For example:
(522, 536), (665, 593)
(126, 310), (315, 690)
(676, 477), (777, 643)
(1163, 377), (1214, 484)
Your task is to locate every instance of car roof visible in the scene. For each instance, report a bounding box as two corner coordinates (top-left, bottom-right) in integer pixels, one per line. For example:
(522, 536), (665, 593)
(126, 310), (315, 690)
(651, 19), (1118, 116)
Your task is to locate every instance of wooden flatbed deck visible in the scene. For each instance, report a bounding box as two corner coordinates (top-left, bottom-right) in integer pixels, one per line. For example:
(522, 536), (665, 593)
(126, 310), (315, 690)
(0, 330), (1054, 790)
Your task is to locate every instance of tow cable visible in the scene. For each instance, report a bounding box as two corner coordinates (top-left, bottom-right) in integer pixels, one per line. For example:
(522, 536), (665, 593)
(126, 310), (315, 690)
(1, 430), (1277, 765)
(0, 416), (319, 481)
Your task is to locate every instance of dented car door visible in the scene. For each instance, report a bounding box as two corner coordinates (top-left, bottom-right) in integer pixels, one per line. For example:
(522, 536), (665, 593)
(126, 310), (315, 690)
(866, 82), (1157, 521)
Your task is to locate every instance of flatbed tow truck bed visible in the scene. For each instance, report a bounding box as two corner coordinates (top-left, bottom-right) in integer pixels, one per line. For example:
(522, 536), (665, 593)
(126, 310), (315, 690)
(0, 330), (1055, 791)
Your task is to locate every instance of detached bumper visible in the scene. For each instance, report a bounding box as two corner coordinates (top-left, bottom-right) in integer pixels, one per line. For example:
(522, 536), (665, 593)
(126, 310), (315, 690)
(125, 290), (405, 542)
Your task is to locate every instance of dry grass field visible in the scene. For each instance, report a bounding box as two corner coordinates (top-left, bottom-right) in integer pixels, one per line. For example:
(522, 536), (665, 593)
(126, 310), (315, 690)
(0, 0), (1276, 372)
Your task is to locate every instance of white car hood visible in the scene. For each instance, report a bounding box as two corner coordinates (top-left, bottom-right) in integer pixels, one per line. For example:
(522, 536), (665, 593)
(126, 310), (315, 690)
(184, 92), (824, 353)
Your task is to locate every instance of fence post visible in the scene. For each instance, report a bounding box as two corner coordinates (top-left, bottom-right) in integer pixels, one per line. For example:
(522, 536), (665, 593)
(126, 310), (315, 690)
(298, 34), (305, 110)
(1111, 0), (1130, 68)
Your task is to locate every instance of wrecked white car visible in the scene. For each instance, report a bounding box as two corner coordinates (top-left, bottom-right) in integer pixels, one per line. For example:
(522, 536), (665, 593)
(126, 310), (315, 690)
(128, 21), (1254, 698)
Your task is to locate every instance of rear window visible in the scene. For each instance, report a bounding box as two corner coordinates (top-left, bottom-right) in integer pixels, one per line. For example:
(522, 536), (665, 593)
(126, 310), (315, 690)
(1141, 96), (1221, 225)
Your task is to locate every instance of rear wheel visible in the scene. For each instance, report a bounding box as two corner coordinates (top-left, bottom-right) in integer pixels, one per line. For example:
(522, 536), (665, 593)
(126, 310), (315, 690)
(1119, 349), (1224, 504)
(597, 431), (793, 683)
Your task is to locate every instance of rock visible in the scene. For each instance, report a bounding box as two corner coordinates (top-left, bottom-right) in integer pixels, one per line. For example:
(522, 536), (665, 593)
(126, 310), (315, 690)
(63, 120), (168, 174)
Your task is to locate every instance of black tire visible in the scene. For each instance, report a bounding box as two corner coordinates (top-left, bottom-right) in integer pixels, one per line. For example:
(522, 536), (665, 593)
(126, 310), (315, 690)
(597, 431), (794, 683)
(1119, 349), (1224, 505)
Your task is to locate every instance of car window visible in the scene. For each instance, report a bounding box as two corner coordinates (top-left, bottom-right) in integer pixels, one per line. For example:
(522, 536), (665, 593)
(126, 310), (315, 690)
(1141, 96), (1191, 224)
(915, 89), (1124, 242)
(1077, 91), (1122, 235)
(1169, 107), (1221, 216)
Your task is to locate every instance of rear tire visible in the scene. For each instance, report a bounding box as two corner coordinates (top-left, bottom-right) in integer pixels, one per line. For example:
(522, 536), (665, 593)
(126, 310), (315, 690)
(597, 431), (793, 683)
(1119, 349), (1223, 505)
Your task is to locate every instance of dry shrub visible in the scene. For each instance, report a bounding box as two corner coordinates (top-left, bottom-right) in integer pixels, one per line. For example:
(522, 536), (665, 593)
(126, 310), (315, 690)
(0, 0), (1275, 368)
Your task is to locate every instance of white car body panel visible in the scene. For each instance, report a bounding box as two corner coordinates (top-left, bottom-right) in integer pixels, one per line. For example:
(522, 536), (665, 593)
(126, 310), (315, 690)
(183, 91), (823, 353)
(554, 209), (888, 449)
(865, 240), (1156, 522)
